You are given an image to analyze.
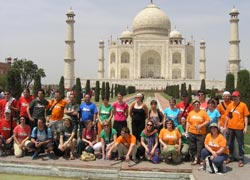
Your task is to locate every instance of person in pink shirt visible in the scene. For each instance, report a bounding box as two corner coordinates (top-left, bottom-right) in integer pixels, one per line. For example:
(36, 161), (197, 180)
(113, 92), (128, 136)
(13, 116), (31, 157)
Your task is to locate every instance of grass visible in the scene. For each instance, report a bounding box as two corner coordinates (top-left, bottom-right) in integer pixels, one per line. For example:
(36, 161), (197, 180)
(244, 125), (250, 154)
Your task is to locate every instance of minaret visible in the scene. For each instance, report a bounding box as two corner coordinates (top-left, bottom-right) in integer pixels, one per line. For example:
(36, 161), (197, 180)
(199, 40), (206, 80)
(64, 8), (75, 89)
(229, 7), (240, 84)
(98, 40), (105, 79)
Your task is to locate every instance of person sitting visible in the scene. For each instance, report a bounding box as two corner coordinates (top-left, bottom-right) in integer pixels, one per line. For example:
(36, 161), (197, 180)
(107, 127), (138, 163)
(77, 120), (98, 155)
(159, 119), (182, 164)
(94, 120), (118, 159)
(140, 120), (159, 163)
(27, 118), (54, 159)
(13, 116), (31, 158)
(58, 115), (77, 160)
(200, 123), (229, 173)
(0, 109), (17, 156)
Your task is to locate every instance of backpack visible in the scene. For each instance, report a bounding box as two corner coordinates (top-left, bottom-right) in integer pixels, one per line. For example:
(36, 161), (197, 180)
(205, 156), (218, 174)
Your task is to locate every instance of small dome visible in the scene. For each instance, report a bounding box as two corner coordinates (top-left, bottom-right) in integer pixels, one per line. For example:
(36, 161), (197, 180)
(230, 8), (239, 14)
(170, 29), (182, 39)
(120, 29), (133, 39)
(66, 8), (75, 16)
(133, 3), (171, 36)
(200, 39), (205, 44)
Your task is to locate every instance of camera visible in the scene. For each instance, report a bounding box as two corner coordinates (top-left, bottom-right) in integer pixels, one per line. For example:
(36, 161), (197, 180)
(228, 112), (233, 119)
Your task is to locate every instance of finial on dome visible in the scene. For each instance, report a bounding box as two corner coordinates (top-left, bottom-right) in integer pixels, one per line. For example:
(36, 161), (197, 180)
(150, 0), (153, 4)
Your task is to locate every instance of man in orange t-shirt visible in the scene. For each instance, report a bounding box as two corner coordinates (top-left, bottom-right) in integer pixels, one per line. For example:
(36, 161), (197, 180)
(217, 91), (232, 135)
(186, 100), (210, 165)
(107, 127), (138, 162)
(224, 91), (249, 167)
(47, 90), (67, 138)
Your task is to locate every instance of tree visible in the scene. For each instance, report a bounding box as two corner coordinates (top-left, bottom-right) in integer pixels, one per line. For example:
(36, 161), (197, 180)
(59, 76), (65, 98)
(225, 73), (235, 93)
(200, 79), (206, 92)
(188, 84), (192, 102)
(33, 73), (42, 97)
(85, 80), (91, 95)
(111, 84), (114, 98)
(75, 78), (82, 105)
(0, 75), (7, 90)
(9, 58), (45, 88)
(95, 81), (100, 102)
(105, 82), (110, 100)
(6, 68), (22, 98)
(181, 83), (187, 96)
(101, 82), (105, 100)
(236, 70), (250, 106)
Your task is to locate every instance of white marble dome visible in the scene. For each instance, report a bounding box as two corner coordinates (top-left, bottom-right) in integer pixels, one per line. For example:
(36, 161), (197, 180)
(132, 3), (171, 36)
(170, 29), (182, 39)
(120, 29), (133, 39)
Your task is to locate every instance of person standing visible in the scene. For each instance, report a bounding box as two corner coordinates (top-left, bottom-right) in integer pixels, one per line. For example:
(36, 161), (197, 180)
(217, 91), (232, 135)
(17, 88), (34, 126)
(64, 93), (80, 139)
(163, 98), (180, 127)
(197, 90), (208, 111)
(129, 93), (148, 142)
(79, 94), (98, 132)
(47, 90), (67, 138)
(97, 96), (113, 142)
(176, 93), (193, 122)
(0, 90), (18, 119)
(186, 100), (210, 165)
(148, 100), (164, 131)
(27, 89), (49, 128)
(112, 92), (128, 136)
(224, 91), (249, 167)
(207, 99), (221, 125)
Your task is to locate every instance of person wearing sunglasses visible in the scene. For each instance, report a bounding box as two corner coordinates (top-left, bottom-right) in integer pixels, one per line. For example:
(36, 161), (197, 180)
(140, 120), (159, 163)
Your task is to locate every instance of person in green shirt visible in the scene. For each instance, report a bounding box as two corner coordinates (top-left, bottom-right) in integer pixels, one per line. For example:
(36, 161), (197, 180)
(176, 116), (189, 160)
(97, 96), (113, 141)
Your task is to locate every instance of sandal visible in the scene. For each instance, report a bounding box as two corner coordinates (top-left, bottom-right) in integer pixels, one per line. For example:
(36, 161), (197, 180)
(191, 159), (199, 165)
(238, 161), (244, 167)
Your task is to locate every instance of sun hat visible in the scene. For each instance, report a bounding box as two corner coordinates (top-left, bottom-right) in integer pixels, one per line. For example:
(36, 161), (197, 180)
(210, 123), (218, 128)
(62, 115), (72, 121)
(222, 91), (231, 96)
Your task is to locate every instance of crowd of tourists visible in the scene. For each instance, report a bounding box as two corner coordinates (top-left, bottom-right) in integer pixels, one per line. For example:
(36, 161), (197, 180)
(0, 88), (249, 174)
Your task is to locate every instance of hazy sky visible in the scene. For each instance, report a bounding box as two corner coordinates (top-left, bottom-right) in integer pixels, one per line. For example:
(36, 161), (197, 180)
(0, 0), (249, 84)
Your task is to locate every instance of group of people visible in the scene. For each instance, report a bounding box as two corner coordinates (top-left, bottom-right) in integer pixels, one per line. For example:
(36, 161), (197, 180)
(0, 88), (249, 173)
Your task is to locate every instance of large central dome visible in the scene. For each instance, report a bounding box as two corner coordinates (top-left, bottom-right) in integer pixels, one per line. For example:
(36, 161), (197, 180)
(133, 3), (171, 36)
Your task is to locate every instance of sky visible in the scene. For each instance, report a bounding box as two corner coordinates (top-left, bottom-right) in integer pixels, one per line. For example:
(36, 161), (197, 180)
(0, 0), (249, 85)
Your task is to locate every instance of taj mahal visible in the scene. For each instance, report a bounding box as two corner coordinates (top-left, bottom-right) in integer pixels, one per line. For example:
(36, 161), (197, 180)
(63, 2), (241, 90)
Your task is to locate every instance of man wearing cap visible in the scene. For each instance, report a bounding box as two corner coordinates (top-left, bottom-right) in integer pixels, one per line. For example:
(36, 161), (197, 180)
(0, 109), (17, 155)
(217, 91), (232, 135)
(176, 93), (193, 121)
(224, 91), (249, 167)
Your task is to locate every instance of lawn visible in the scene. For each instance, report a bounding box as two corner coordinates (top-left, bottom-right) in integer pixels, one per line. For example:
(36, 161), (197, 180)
(244, 125), (250, 154)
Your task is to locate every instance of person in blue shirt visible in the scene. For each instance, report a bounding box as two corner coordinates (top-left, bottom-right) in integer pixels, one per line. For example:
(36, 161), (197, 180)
(27, 118), (54, 159)
(163, 98), (180, 127)
(79, 94), (98, 137)
(207, 99), (220, 125)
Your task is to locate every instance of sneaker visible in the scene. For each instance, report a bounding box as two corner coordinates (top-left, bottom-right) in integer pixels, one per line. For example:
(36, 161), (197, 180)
(198, 164), (205, 171)
(32, 152), (38, 159)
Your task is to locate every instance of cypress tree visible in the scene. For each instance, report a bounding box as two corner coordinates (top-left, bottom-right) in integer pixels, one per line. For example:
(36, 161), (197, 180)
(33, 73), (41, 98)
(95, 81), (100, 102)
(225, 73), (235, 93)
(105, 82), (110, 100)
(188, 84), (192, 102)
(85, 80), (91, 95)
(200, 79), (206, 92)
(236, 70), (250, 106)
(58, 76), (65, 98)
(111, 84), (114, 98)
(101, 81), (105, 100)
(75, 78), (82, 105)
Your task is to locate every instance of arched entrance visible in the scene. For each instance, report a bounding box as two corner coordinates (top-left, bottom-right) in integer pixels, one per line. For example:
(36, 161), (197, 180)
(141, 50), (161, 78)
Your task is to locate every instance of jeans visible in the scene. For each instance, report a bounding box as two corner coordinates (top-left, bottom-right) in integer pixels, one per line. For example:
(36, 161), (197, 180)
(227, 128), (244, 161)
(201, 148), (228, 171)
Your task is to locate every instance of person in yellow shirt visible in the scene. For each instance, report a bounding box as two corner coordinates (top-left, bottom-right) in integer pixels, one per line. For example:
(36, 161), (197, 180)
(224, 91), (249, 167)
(200, 123), (229, 173)
(186, 100), (210, 165)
